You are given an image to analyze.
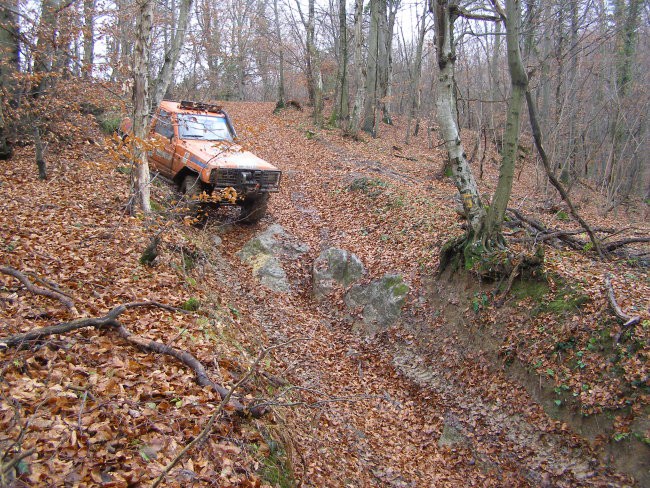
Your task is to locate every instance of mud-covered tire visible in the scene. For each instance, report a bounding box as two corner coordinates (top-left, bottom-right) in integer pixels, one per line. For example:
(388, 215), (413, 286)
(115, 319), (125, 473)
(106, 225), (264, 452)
(240, 193), (269, 224)
(180, 174), (203, 220)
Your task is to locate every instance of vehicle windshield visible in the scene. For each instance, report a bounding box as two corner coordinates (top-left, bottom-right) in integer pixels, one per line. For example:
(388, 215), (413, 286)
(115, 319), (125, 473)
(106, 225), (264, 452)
(177, 114), (233, 141)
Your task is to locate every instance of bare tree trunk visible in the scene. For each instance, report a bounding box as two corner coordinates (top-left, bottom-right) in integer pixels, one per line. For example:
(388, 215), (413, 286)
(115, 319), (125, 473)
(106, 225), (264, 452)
(348, 0), (365, 136)
(152, 0), (194, 108)
(405, 6), (427, 144)
(0, 2), (19, 159)
(82, 0), (95, 77)
(130, 0), (154, 214)
(307, 0), (323, 125)
(335, 0), (350, 127)
(34, 127), (46, 180)
(483, 0), (527, 243)
(362, 0), (384, 135)
(273, 0), (286, 108)
(433, 1), (484, 236)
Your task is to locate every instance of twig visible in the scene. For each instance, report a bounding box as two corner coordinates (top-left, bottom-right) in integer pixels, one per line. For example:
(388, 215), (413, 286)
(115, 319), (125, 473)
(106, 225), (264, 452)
(0, 265), (77, 312)
(604, 275), (641, 343)
(1, 448), (36, 476)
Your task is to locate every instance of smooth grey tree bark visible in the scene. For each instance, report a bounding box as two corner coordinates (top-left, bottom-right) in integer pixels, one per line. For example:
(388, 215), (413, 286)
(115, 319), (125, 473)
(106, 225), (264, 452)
(433, 1), (485, 236)
(273, 0), (286, 108)
(334, 0), (350, 126)
(83, 0), (96, 77)
(405, 5), (427, 144)
(0, 2), (19, 159)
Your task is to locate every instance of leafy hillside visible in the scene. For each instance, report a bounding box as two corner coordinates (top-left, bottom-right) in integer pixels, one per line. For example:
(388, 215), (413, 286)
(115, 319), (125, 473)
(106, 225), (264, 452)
(1, 101), (648, 487)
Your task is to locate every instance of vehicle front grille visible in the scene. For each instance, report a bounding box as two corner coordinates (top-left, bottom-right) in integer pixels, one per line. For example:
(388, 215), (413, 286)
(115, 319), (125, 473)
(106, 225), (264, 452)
(211, 169), (281, 192)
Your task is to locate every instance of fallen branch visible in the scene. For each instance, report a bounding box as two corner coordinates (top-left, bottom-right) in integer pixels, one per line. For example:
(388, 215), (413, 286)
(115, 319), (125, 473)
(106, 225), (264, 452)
(604, 275), (641, 343)
(151, 338), (305, 488)
(602, 237), (650, 253)
(1, 448), (36, 480)
(0, 301), (262, 417)
(0, 265), (77, 313)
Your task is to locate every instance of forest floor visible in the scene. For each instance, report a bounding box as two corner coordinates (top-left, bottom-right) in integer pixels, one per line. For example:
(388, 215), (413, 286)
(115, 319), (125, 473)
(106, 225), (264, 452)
(0, 101), (648, 487)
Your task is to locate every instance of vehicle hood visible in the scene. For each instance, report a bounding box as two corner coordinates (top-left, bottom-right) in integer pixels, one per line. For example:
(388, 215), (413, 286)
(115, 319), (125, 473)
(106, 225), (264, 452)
(179, 140), (279, 171)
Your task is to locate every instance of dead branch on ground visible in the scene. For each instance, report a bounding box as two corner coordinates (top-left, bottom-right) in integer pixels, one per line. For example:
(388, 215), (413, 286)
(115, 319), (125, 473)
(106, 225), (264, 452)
(152, 338), (306, 488)
(604, 275), (641, 343)
(0, 301), (265, 417)
(506, 209), (650, 259)
(1, 265), (77, 313)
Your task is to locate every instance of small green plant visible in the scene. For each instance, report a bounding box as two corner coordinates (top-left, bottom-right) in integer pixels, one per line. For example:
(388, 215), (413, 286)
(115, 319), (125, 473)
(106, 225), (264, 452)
(98, 112), (123, 134)
(471, 292), (489, 312)
(556, 210), (569, 221)
(181, 297), (200, 311)
(612, 432), (630, 442)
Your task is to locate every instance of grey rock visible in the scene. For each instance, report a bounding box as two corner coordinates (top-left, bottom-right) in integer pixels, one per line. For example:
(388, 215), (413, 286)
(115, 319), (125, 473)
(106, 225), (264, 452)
(312, 248), (365, 300)
(237, 224), (308, 292)
(438, 413), (471, 448)
(345, 273), (409, 336)
(212, 235), (223, 247)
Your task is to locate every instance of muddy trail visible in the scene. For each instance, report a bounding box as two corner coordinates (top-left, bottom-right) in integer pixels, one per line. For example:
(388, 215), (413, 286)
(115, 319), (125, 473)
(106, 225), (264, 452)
(204, 103), (639, 487)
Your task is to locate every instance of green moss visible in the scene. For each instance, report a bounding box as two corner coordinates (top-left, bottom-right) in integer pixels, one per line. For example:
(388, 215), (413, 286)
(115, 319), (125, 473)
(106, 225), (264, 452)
(511, 279), (550, 301)
(98, 112), (123, 134)
(180, 297), (200, 311)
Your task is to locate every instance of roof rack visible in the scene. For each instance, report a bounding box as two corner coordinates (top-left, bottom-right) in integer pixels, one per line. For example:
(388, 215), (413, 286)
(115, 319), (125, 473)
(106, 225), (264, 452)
(178, 100), (238, 140)
(179, 100), (224, 113)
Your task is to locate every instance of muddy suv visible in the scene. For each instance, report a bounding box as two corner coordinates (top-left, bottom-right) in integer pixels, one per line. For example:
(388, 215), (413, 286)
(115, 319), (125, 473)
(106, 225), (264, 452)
(146, 100), (281, 223)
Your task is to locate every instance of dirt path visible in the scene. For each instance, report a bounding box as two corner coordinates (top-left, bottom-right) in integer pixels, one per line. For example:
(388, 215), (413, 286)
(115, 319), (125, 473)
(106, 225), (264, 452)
(212, 103), (635, 487)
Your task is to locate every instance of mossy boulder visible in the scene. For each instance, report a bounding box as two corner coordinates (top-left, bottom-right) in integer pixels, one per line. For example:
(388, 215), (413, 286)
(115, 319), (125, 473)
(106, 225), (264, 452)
(312, 248), (365, 300)
(237, 224), (308, 292)
(345, 273), (410, 336)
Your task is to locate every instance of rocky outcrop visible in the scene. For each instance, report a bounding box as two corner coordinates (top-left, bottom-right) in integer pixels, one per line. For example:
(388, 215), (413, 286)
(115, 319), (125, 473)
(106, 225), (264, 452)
(344, 274), (410, 336)
(237, 224), (308, 292)
(312, 248), (365, 300)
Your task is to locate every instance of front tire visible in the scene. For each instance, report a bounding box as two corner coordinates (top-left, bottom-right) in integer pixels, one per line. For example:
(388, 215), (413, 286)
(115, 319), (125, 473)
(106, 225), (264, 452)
(180, 174), (203, 221)
(240, 193), (269, 224)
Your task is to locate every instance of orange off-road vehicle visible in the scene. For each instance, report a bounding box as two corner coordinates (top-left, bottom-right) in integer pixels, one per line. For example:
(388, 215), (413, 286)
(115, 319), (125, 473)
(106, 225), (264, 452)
(132, 100), (281, 223)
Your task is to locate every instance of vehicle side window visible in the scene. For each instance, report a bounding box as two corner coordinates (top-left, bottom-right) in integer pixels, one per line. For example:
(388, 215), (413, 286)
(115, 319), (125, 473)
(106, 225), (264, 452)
(154, 110), (174, 139)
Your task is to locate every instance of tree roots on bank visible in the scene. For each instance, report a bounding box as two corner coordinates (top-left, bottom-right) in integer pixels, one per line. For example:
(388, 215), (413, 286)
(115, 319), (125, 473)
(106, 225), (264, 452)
(438, 233), (545, 283)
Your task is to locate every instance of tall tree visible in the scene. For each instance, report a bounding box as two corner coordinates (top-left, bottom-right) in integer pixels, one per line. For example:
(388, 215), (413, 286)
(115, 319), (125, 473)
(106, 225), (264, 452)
(362, 0), (387, 135)
(82, 0), (96, 77)
(334, 0), (350, 126)
(405, 4), (428, 144)
(0, 1), (19, 159)
(130, 0), (155, 214)
(273, 0), (286, 109)
(348, 0), (365, 136)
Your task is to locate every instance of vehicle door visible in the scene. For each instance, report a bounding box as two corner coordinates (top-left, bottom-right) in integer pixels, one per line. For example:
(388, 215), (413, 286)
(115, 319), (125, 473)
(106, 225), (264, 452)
(148, 109), (176, 177)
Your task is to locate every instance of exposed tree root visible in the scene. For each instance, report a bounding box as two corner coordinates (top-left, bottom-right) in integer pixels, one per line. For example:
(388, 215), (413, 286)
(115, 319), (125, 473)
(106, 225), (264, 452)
(438, 234), (544, 282)
(0, 301), (265, 418)
(604, 275), (641, 343)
